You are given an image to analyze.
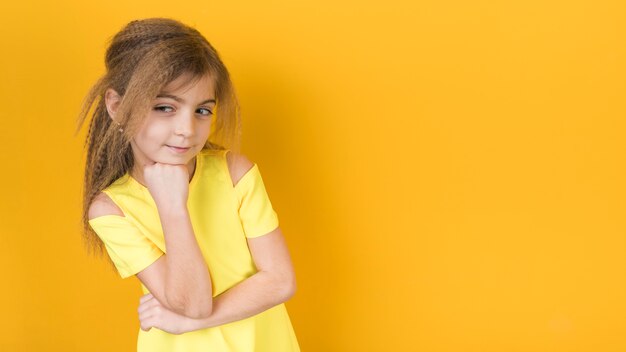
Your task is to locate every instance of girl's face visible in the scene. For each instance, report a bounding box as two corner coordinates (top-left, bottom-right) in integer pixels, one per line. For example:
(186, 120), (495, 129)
(130, 72), (216, 172)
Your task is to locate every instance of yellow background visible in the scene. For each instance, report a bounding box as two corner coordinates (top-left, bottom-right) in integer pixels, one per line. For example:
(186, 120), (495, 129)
(1, 0), (625, 351)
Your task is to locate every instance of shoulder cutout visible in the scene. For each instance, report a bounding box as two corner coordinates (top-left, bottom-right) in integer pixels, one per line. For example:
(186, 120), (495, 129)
(88, 192), (125, 220)
(225, 151), (255, 187)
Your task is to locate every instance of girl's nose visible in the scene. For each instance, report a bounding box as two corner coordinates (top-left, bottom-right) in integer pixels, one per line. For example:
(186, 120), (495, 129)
(174, 113), (195, 137)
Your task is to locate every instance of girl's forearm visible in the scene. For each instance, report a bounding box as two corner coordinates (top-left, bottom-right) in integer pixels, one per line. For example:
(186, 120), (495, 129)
(159, 206), (213, 319)
(183, 271), (295, 332)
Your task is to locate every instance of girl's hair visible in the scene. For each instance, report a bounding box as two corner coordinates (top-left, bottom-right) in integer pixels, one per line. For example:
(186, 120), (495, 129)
(75, 17), (242, 259)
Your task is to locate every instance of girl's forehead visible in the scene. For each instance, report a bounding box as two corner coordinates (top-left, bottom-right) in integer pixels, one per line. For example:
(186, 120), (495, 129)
(161, 72), (214, 94)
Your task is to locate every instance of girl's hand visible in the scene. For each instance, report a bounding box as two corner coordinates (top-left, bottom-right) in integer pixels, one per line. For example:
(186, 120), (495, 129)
(138, 293), (191, 335)
(142, 162), (190, 210)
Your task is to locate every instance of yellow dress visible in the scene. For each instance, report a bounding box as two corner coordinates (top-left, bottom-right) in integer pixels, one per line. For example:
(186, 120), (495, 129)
(88, 148), (300, 352)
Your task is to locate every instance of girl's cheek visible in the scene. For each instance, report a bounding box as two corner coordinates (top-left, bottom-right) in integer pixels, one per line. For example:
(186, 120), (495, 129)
(144, 120), (170, 134)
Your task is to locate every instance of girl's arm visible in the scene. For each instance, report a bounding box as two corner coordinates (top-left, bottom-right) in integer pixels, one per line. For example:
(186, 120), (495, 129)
(140, 152), (285, 325)
(138, 226), (296, 334)
(136, 207), (213, 319)
(89, 191), (213, 319)
(135, 162), (213, 319)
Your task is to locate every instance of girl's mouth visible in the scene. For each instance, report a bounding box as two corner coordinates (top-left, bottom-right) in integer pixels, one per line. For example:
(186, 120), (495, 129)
(166, 145), (191, 153)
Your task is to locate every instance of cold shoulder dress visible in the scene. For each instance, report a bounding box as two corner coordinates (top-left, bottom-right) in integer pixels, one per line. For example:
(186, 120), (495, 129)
(88, 148), (300, 352)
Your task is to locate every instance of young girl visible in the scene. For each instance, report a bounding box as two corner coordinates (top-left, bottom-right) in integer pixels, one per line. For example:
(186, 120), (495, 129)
(76, 18), (300, 351)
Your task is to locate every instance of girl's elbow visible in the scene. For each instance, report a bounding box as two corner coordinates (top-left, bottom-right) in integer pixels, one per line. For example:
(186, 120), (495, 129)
(183, 299), (212, 319)
(166, 293), (212, 319)
(282, 276), (297, 301)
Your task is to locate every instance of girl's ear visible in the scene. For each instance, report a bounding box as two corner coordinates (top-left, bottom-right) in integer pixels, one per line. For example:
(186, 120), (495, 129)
(104, 88), (122, 122)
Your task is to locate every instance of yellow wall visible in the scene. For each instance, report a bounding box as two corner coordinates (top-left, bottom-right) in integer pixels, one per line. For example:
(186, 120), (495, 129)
(1, 0), (625, 351)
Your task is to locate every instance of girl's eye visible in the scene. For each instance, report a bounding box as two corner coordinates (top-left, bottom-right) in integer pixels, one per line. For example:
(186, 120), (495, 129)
(197, 107), (213, 116)
(154, 106), (174, 113)
(154, 105), (213, 116)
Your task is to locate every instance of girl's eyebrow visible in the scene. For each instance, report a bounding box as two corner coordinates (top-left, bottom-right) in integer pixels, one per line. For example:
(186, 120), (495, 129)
(156, 94), (216, 105)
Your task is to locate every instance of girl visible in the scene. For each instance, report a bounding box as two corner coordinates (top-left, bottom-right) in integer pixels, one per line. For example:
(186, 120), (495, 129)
(76, 18), (300, 351)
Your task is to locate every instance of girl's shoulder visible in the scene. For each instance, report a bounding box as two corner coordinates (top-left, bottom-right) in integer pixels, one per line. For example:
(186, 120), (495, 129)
(224, 150), (254, 188)
(88, 191), (125, 220)
(200, 143), (255, 187)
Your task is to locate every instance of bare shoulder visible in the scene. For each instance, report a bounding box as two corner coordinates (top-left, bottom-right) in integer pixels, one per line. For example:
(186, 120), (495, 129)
(225, 151), (255, 187)
(88, 192), (125, 220)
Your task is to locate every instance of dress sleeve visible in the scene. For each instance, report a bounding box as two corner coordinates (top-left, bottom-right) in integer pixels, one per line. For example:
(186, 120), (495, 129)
(88, 215), (164, 279)
(234, 163), (280, 238)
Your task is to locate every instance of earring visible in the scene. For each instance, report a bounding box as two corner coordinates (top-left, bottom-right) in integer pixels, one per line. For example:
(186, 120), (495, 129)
(115, 121), (123, 133)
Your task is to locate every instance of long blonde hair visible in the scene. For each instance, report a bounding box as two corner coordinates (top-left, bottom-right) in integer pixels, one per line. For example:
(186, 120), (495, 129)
(75, 18), (241, 259)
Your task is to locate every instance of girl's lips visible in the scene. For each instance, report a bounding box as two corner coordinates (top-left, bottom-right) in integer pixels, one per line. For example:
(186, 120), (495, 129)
(167, 145), (191, 153)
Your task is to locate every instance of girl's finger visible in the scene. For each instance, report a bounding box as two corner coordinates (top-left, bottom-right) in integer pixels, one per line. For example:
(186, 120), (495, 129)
(139, 293), (154, 304)
(138, 308), (153, 321)
(140, 321), (152, 332)
(138, 301), (149, 314)
(138, 298), (160, 314)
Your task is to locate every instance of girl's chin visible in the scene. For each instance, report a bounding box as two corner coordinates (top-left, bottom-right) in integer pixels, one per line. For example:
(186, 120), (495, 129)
(146, 155), (191, 165)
